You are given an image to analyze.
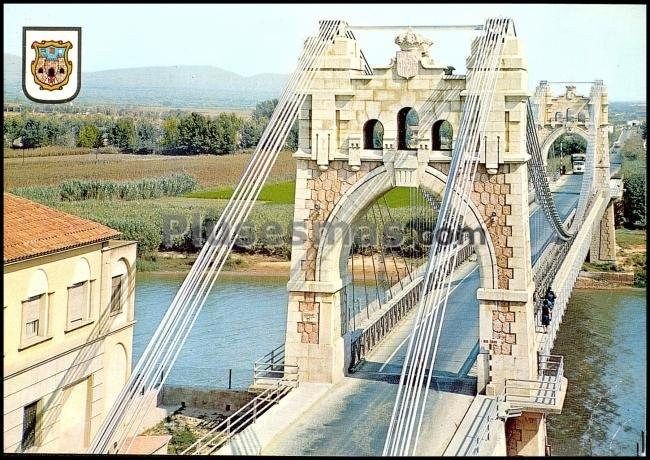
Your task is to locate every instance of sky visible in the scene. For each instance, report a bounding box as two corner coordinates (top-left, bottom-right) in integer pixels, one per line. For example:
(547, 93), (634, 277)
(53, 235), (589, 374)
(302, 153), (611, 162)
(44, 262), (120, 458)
(4, 3), (647, 101)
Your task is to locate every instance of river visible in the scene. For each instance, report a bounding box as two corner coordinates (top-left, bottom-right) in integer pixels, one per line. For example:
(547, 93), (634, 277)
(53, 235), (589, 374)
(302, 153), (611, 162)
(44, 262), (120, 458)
(547, 288), (647, 456)
(133, 274), (645, 455)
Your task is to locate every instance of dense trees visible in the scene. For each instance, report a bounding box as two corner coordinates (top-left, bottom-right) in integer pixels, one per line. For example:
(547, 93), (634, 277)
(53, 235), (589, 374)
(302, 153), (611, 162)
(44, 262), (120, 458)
(549, 133), (587, 156)
(5, 98), (305, 155)
(620, 132), (646, 228)
(108, 118), (136, 151)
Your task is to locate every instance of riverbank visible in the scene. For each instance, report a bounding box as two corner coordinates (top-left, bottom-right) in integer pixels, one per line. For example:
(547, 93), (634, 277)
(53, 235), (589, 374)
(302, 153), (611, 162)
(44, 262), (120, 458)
(146, 251), (415, 280)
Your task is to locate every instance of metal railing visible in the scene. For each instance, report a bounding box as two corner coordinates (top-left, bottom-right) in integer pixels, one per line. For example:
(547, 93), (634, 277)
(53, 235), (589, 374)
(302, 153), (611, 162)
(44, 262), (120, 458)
(348, 240), (474, 371)
(253, 344), (299, 387)
(467, 397), (499, 456)
(182, 382), (292, 455)
(504, 354), (564, 410)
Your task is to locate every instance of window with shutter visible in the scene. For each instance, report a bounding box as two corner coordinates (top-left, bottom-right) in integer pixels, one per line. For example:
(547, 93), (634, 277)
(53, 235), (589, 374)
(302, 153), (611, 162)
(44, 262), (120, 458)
(110, 275), (123, 313)
(22, 401), (38, 450)
(67, 281), (88, 325)
(22, 295), (42, 339)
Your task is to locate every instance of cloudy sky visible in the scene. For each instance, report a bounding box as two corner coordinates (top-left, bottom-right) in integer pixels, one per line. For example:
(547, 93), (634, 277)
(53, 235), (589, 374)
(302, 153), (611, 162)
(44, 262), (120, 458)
(4, 3), (646, 100)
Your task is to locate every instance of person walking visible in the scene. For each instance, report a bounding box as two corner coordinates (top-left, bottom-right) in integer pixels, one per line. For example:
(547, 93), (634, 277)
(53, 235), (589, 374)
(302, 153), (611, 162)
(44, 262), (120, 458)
(541, 298), (552, 333)
(546, 288), (556, 307)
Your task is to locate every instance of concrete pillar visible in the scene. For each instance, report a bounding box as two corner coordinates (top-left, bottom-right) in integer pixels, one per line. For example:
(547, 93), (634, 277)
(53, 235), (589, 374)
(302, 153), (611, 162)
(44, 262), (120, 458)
(505, 412), (547, 456)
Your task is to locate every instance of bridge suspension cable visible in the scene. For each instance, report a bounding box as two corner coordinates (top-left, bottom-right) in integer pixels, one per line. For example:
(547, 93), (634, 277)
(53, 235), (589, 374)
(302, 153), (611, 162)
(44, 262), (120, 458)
(525, 99), (574, 241)
(384, 17), (512, 456)
(89, 20), (345, 454)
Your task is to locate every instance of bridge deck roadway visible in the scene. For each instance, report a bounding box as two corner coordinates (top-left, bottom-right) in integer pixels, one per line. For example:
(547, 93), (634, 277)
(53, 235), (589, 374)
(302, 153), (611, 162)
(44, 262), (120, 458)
(262, 174), (583, 456)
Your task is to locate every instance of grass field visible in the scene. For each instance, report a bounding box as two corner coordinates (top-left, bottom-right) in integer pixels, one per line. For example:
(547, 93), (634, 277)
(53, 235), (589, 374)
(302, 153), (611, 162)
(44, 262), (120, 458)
(3, 146), (97, 159)
(615, 228), (646, 249)
(3, 150), (296, 189)
(185, 181), (419, 207)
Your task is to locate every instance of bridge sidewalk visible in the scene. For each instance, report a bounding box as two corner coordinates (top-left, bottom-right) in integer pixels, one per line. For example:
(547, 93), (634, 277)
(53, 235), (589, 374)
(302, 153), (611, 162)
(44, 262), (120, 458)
(213, 382), (332, 455)
(442, 395), (506, 456)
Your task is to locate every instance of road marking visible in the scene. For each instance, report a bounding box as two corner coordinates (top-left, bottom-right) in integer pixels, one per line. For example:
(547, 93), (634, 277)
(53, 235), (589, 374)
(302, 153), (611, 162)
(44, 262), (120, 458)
(377, 265), (479, 372)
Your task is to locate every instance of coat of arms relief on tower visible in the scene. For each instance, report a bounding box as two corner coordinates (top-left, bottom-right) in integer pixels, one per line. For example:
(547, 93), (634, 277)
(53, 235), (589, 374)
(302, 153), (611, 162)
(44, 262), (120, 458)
(394, 29), (433, 79)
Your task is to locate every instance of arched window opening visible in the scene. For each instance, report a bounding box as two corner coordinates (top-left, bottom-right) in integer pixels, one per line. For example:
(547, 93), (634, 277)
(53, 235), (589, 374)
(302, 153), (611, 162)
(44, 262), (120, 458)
(431, 120), (453, 151)
(577, 111), (587, 123)
(555, 112), (564, 122)
(397, 107), (419, 150)
(363, 119), (384, 150)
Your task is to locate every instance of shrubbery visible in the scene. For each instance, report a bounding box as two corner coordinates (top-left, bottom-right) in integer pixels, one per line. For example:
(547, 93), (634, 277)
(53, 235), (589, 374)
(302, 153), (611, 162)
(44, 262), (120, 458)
(58, 173), (198, 201)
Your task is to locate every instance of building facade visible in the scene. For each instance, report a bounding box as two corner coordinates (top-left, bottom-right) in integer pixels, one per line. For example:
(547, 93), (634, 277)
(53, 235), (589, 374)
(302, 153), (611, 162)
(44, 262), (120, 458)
(3, 193), (137, 453)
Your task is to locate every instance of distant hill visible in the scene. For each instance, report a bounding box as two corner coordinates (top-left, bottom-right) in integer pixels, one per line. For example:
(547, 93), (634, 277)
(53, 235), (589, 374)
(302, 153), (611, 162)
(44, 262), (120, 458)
(3, 53), (287, 108)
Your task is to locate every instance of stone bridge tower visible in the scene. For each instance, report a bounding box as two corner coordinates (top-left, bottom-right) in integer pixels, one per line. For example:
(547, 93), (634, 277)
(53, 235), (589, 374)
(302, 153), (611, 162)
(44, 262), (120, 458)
(533, 82), (616, 263)
(283, 21), (547, 455)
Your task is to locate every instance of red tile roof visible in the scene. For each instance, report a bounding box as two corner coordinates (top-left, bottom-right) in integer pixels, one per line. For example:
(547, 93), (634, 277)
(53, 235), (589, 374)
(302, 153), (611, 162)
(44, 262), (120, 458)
(3, 193), (121, 264)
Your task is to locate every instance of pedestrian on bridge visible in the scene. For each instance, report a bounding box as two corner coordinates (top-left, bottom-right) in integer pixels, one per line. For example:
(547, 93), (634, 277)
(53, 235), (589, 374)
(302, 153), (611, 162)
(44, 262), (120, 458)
(546, 288), (556, 306)
(541, 298), (553, 332)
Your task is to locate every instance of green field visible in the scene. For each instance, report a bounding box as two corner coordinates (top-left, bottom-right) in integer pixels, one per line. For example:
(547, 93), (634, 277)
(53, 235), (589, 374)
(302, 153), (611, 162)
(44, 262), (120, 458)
(186, 181), (421, 207)
(615, 228), (646, 249)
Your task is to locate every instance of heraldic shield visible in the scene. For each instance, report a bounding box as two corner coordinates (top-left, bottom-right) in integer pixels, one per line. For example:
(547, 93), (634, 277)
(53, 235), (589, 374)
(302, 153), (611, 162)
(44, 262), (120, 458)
(23, 27), (81, 103)
(396, 51), (418, 79)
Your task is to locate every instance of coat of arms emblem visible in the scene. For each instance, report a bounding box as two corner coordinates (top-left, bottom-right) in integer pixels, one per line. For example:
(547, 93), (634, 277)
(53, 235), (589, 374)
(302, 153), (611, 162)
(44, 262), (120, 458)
(394, 29), (433, 80)
(396, 51), (418, 79)
(30, 40), (73, 91)
(23, 27), (81, 103)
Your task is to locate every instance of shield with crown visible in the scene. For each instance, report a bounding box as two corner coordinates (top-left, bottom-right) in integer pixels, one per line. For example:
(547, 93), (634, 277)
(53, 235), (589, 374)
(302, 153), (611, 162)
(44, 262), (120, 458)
(394, 29), (433, 79)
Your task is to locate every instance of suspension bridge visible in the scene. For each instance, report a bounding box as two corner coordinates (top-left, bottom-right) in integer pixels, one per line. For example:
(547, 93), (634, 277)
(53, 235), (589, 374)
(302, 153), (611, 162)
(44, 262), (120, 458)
(88, 18), (621, 456)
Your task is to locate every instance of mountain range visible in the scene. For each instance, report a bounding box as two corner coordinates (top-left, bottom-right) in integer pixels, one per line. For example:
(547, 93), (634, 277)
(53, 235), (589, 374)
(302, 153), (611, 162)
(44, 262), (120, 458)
(3, 53), (287, 108)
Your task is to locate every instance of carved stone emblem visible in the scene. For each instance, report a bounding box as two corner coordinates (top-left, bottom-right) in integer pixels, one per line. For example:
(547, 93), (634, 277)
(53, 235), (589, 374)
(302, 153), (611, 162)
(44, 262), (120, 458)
(394, 29), (433, 79)
(396, 51), (418, 79)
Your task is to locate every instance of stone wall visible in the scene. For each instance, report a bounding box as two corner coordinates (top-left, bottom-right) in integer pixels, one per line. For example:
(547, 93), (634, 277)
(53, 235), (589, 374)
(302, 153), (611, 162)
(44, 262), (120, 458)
(505, 412), (547, 456)
(160, 386), (255, 418)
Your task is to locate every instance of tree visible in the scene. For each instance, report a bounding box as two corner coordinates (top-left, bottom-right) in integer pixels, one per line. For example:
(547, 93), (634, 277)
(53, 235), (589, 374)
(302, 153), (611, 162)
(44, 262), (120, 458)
(43, 118), (65, 145)
(3, 116), (25, 147)
(208, 113), (242, 154)
(551, 133), (587, 156)
(108, 118), (136, 151)
(240, 117), (265, 149)
(77, 123), (103, 148)
(135, 120), (160, 153)
(178, 112), (210, 154)
(20, 118), (47, 148)
(622, 173), (646, 228)
(160, 117), (180, 151)
(252, 99), (278, 120)
(243, 99), (297, 151)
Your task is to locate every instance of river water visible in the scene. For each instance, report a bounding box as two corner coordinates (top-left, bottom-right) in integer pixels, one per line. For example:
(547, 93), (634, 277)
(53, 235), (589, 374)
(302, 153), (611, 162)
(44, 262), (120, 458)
(133, 274), (646, 455)
(547, 288), (646, 456)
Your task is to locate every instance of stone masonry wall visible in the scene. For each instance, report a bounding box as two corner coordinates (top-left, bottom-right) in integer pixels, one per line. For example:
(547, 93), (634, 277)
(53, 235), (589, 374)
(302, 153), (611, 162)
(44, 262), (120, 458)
(470, 164), (514, 289)
(299, 160), (382, 283)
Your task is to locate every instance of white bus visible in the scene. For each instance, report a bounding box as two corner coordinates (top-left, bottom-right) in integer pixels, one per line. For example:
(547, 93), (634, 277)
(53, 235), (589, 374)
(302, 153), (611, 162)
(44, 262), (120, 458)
(571, 153), (586, 174)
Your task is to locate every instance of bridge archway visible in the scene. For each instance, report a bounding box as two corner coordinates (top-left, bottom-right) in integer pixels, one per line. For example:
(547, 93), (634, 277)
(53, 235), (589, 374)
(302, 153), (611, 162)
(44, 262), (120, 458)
(314, 165), (498, 290)
(539, 125), (589, 164)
